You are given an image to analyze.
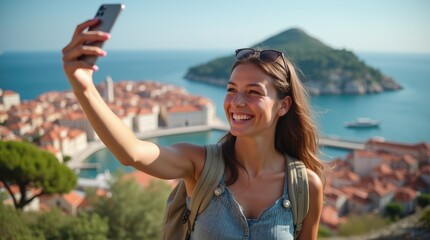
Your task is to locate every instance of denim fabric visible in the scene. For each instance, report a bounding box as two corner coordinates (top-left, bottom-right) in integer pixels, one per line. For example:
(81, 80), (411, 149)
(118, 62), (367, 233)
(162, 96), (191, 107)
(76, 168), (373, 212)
(188, 174), (294, 240)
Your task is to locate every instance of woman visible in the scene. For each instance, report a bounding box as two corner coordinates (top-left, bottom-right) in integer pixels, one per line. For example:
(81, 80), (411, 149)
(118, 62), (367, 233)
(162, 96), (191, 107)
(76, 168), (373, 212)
(62, 18), (323, 239)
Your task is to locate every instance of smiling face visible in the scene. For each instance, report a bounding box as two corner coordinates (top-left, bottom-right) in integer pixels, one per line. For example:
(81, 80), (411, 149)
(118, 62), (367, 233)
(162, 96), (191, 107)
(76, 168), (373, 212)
(224, 63), (290, 138)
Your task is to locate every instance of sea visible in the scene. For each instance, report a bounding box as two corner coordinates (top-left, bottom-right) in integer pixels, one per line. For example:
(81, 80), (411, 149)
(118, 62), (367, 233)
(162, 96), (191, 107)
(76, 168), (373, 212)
(1, 50), (429, 178)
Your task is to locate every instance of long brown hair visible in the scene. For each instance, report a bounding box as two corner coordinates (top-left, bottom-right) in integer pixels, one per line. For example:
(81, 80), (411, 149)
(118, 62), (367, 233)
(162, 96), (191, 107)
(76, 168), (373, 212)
(219, 53), (323, 185)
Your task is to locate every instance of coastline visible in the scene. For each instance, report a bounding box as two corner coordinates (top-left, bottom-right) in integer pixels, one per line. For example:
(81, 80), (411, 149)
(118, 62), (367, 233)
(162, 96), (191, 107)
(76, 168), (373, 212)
(67, 117), (229, 169)
(67, 114), (366, 171)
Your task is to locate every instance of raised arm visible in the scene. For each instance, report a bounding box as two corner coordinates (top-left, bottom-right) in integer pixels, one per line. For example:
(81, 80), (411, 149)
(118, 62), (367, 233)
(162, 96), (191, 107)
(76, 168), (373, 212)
(62, 19), (203, 181)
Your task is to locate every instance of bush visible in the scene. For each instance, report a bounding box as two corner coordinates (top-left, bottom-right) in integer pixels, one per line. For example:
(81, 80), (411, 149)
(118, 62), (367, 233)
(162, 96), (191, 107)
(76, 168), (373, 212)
(419, 208), (430, 229)
(386, 202), (403, 220)
(0, 204), (34, 240)
(61, 212), (108, 240)
(418, 193), (430, 208)
(93, 173), (172, 240)
(63, 155), (72, 163)
(337, 214), (389, 236)
(1, 205), (109, 240)
(318, 225), (333, 238)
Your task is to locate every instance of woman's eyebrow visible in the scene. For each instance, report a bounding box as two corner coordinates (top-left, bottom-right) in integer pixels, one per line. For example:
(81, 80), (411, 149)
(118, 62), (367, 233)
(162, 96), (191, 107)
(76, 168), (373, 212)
(247, 83), (264, 88)
(227, 81), (264, 88)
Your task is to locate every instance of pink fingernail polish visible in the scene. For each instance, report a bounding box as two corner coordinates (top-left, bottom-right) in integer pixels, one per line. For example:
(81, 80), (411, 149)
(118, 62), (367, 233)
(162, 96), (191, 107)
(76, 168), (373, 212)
(93, 65), (99, 71)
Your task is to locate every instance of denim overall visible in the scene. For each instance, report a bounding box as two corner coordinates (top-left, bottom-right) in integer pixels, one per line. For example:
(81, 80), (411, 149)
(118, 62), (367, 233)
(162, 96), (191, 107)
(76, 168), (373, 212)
(188, 174), (295, 240)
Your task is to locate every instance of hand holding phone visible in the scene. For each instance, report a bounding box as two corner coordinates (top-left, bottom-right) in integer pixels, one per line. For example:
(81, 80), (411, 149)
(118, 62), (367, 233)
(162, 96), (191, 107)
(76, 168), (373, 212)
(79, 4), (125, 65)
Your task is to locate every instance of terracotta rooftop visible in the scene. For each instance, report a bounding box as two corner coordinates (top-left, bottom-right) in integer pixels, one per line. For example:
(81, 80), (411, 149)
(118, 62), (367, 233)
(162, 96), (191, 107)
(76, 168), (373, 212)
(334, 169), (360, 182)
(2, 90), (19, 96)
(395, 187), (417, 202)
(124, 170), (177, 188)
(168, 105), (201, 113)
(371, 179), (397, 197)
(373, 163), (393, 175)
(62, 190), (84, 207)
(320, 206), (346, 229)
(354, 150), (380, 158)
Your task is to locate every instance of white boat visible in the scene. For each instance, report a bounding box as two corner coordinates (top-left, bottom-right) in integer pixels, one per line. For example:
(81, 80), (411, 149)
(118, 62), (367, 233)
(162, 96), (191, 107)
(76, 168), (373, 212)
(344, 118), (380, 128)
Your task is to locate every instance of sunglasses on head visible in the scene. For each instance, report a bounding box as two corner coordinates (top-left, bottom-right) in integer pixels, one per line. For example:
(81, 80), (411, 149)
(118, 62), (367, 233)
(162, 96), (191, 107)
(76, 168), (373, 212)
(235, 48), (286, 66)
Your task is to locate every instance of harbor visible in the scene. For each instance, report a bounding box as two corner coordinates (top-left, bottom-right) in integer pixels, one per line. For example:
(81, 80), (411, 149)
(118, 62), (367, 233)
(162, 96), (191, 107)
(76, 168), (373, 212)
(69, 119), (365, 175)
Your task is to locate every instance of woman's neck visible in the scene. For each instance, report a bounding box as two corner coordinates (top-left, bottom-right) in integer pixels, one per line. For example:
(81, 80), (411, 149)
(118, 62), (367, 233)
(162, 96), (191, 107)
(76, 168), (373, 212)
(234, 137), (284, 177)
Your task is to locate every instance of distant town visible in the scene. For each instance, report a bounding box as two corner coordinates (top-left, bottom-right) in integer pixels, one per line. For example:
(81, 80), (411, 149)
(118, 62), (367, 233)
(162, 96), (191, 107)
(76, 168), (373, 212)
(1, 78), (429, 234)
(0, 77), (216, 161)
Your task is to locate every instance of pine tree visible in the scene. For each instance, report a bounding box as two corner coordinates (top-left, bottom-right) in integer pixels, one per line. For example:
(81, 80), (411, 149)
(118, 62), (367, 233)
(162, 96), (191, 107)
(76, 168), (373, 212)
(0, 141), (77, 209)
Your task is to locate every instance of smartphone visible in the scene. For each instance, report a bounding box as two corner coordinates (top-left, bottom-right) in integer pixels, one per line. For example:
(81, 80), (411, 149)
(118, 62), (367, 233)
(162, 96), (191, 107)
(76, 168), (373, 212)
(79, 4), (125, 65)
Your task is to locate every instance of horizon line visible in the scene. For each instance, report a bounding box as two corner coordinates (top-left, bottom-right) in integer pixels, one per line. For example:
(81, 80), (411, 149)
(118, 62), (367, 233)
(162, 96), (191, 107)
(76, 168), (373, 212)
(2, 49), (430, 55)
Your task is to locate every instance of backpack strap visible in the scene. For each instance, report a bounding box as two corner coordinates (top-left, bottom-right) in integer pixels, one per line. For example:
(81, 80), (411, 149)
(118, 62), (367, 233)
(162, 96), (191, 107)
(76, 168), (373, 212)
(162, 180), (188, 239)
(285, 154), (309, 239)
(186, 144), (225, 237)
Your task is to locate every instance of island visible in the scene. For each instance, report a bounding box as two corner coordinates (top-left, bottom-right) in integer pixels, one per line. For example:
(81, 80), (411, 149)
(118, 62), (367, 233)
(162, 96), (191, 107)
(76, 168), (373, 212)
(184, 28), (402, 95)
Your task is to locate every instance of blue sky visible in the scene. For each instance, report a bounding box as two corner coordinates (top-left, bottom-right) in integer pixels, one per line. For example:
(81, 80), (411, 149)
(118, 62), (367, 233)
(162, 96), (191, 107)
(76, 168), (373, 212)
(0, 0), (429, 53)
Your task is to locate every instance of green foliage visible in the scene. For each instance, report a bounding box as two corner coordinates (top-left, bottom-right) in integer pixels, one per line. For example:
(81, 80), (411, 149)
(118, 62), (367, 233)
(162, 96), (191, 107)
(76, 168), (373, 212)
(0, 140), (77, 209)
(0, 191), (8, 202)
(92, 173), (172, 239)
(386, 202), (403, 220)
(419, 207), (430, 229)
(0, 207), (107, 240)
(12, 174), (171, 240)
(29, 208), (72, 240)
(61, 212), (109, 240)
(337, 214), (390, 236)
(187, 56), (234, 80)
(418, 193), (430, 208)
(317, 225), (333, 238)
(63, 155), (72, 163)
(139, 180), (172, 238)
(94, 174), (145, 239)
(0, 204), (35, 240)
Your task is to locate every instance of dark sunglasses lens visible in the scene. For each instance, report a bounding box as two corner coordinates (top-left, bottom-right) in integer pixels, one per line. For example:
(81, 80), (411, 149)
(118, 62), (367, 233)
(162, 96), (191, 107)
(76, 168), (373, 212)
(236, 49), (255, 60)
(260, 50), (281, 63)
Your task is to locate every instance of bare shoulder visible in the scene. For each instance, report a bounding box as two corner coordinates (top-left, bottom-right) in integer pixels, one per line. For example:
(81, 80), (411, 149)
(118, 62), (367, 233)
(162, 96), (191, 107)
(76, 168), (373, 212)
(298, 168), (324, 239)
(306, 168), (323, 197)
(169, 142), (206, 165)
(169, 142), (206, 180)
(170, 142), (206, 156)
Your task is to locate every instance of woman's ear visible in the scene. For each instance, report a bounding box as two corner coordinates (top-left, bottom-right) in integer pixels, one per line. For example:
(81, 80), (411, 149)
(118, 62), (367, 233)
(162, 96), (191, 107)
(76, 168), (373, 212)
(278, 96), (292, 117)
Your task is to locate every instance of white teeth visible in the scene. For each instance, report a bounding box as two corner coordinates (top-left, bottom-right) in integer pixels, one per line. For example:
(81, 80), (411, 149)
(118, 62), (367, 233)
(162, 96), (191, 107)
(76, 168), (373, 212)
(232, 114), (251, 120)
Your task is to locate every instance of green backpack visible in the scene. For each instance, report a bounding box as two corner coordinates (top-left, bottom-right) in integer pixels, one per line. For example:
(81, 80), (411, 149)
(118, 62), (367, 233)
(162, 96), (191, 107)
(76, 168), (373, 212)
(161, 144), (309, 239)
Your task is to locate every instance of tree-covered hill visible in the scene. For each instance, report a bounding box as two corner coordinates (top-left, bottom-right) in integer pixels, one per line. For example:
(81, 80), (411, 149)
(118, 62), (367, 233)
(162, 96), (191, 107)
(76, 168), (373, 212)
(185, 28), (402, 95)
